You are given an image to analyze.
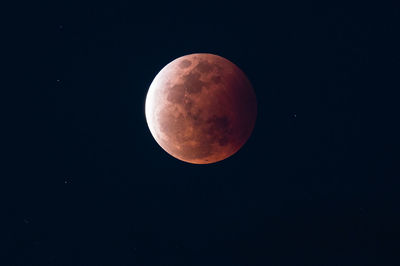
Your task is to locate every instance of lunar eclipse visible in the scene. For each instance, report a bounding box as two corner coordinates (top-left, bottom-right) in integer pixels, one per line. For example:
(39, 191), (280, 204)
(145, 53), (257, 164)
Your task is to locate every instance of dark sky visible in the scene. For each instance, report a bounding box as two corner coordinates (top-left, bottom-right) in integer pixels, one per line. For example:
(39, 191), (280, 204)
(4, 1), (400, 265)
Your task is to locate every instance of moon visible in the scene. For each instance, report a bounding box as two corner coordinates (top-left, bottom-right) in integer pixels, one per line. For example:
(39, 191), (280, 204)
(145, 53), (257, 164)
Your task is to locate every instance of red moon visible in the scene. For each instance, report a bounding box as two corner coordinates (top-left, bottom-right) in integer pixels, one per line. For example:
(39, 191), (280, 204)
(145, 53), (257, 164)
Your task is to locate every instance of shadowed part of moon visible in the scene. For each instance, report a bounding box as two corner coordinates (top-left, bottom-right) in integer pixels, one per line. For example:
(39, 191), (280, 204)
(146, 53), (257, 164)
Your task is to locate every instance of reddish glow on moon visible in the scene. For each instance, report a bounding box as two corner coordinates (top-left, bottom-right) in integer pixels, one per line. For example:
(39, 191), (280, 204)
(145, 53), (257, 164)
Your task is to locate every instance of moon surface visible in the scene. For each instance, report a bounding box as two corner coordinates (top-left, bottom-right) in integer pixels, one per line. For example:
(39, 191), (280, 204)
(145, 53), (257, 164)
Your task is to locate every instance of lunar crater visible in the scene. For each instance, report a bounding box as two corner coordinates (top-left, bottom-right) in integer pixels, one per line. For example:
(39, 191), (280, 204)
(195, 60), (213, 73)
(179, 59), (192, 68)
(167, 84), (185, 104)
(183, 71), (204, 94)
(211, 75), (222, 84)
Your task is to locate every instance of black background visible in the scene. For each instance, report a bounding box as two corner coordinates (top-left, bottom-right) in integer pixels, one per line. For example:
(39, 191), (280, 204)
(4, 1), (400, 265)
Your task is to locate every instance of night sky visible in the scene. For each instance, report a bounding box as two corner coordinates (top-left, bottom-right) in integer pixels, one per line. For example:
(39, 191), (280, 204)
(4, 1), (400, 265)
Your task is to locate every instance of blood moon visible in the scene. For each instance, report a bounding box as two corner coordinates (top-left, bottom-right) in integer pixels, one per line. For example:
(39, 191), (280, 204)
(145, 53), (257, 164)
